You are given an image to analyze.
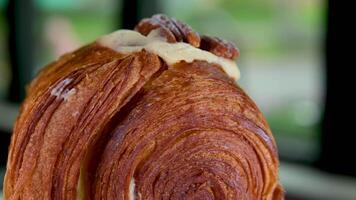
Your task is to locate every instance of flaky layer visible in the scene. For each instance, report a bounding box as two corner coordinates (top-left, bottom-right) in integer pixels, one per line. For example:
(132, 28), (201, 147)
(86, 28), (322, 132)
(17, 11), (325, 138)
(4, 44), (165, 199)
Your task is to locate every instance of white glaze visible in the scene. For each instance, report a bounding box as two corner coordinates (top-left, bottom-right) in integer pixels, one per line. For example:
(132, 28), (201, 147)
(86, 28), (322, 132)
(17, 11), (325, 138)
(50, 78), (76, 101)
(97, 30), (240, 81)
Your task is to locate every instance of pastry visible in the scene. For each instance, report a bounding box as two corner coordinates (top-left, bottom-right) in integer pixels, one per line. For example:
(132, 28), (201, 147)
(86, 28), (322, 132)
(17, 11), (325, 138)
(4, 14), (284, 200)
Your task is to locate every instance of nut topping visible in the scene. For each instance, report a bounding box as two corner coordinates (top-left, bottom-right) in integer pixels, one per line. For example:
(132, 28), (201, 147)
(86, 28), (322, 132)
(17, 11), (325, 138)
(200, 35), (240, 60)
(135, 14), (239, 60)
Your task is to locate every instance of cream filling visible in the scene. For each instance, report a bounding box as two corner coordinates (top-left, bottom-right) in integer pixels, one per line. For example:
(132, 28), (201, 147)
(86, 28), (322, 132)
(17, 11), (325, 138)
(97, 29), (240, 81)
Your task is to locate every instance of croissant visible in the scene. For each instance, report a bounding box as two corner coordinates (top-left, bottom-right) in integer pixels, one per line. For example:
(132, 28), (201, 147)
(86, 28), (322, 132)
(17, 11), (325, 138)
(4, 14), (284, 200)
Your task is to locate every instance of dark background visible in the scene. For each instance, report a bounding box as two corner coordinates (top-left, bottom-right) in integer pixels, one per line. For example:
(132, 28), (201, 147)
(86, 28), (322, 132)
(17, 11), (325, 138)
(0, 0), (355, 199)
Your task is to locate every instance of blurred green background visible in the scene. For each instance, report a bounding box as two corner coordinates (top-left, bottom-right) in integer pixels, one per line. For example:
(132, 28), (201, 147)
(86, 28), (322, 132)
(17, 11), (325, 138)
(0, 0), (325, 161)
(3, 0), (355, 199)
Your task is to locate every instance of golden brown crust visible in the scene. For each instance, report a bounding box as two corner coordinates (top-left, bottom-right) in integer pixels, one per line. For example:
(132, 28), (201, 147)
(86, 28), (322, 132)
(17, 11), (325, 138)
(4, 15), (283, 200)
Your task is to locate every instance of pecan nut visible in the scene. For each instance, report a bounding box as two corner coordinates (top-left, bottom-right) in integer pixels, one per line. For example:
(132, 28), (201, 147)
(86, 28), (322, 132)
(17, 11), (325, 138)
(200, 35), (240, 60)
(135, 14), (200, 47)
(135, 14), (239, 60)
